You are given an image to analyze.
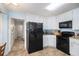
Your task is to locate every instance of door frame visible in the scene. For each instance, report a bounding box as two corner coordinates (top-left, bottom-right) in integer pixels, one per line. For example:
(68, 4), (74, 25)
(8, 17), (26, 53)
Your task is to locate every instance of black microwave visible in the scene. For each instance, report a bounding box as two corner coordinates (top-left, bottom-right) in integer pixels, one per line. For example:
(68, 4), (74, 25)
(59, 21), (72, 28)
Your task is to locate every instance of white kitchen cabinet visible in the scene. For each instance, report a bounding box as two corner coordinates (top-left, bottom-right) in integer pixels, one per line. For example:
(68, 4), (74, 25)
(73, 8), (79, 30)
(70, 38), (79, 56)
(57, 15), (63, 22)
(43, 19), (49, 29)
(43, 17), (59, 30)
(62, 11), (73, 21)
(43, 35), (49, 48)
(43, 35), (56, 48)
(48, 35), (56, 48)
(57, 11), (73, 22)
(57, 8), (79, 30)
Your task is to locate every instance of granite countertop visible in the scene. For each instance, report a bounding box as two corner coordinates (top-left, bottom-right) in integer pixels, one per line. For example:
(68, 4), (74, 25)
(70, 36), (79, 40)
(43, 31), (61, 36)
(43, 29), (61, 35)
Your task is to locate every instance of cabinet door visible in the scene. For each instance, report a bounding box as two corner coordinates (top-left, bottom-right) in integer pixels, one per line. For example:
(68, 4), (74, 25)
(43, 35), (48, 48)
(43, 17), (59, 30)
(63, 11), (73, 21)
(57, 15), (63, 22)
(73, 8), (79, 30)
(48, 35), (56, 48)
(70, 38), (79, 56)
(58, 11), (72, 22)
(71, 42), (79, 56)
(43, 35), (56, 48)
(70, 38), (74, 55)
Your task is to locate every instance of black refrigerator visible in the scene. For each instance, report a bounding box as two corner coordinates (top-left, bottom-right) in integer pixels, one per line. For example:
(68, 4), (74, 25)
(26, 22), (43, 53)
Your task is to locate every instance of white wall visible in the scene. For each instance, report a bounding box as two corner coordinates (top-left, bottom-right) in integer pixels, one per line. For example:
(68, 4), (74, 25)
(0, 13), (3, 42)
(0, 4), (9, 55)
(9, 19), (17, 51)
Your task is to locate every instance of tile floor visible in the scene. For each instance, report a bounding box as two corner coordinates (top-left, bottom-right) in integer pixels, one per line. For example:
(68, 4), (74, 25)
(7, 38), (68, 56)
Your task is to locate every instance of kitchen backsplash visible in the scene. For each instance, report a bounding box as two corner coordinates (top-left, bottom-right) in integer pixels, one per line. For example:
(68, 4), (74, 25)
(43, 29), (79, 36)
(43, 29), (59, 34)
(60, 28), (73, 32)
(73, 30), (79, 36)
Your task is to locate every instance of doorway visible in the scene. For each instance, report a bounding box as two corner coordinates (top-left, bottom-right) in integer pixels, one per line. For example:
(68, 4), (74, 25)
(8, 18), (26, 55)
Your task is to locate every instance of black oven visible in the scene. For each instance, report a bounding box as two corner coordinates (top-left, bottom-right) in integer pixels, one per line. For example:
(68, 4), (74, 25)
(59, 21), (72, 28)
(56, 31), (74, 55)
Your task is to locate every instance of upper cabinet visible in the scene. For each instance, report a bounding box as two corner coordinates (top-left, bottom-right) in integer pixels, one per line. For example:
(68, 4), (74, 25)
(57, 8), (79, 30)
(62, 11), (73, 21)
(43, 17), (59, 30)
(73, 8), (79, 30)
(57, 11), (73, 22)
(57, 15), (63, 22)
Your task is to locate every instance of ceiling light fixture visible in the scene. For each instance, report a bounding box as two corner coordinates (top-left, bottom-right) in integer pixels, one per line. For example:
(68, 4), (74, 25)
(46, 3), (64, 11)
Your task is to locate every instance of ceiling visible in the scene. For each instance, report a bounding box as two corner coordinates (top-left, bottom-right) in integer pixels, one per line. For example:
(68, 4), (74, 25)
(3, 3), (79, 16)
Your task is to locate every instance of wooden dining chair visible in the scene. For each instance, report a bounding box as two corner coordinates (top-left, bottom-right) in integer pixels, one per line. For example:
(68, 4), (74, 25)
(0, 43), (6, 56)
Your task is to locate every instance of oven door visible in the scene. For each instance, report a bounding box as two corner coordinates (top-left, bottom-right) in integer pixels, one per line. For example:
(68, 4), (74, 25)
(56, 36), (70, 55)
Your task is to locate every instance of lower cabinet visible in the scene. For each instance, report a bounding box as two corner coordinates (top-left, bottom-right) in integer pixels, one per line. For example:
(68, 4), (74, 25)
(70, 38), (79, 56)
(43, 35), (49, 47)
(43, 35), (56, 48)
